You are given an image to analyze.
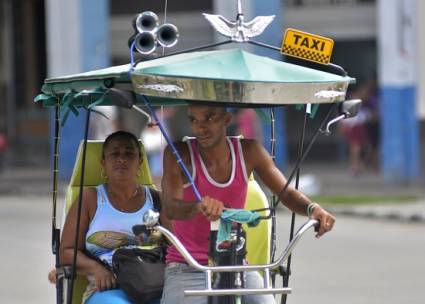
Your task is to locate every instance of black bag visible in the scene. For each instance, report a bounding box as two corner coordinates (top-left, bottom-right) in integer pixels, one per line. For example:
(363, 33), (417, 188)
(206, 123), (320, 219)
(112, 187), (165, 303)
(112, 246), (165, 304)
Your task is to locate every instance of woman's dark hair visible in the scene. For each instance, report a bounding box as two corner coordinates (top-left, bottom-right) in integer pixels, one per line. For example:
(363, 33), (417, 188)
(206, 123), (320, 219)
(102, 131), (142, 159)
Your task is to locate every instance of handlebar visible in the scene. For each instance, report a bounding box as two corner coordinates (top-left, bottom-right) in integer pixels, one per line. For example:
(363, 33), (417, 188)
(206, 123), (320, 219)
(153, 218), (319, 296)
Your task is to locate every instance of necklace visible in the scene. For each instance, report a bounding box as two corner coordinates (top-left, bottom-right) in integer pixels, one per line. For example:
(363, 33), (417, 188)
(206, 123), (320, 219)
(108, 186), (139, 198)
(130, 187), (139, 198)
(107, 185), (140, 212)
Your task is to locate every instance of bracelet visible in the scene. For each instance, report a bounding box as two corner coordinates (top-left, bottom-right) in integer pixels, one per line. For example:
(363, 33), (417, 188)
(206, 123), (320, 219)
(306, 202), (319, 217)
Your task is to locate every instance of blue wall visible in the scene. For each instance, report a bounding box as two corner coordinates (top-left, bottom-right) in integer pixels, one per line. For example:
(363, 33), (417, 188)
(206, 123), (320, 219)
(378, 0), (421, 182)
(53, 0), (110, 181)
(380, 86), (420, 181)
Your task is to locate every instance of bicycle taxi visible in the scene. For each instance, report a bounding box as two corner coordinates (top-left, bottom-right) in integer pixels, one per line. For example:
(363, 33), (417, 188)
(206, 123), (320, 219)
(35, 4), (360, 304)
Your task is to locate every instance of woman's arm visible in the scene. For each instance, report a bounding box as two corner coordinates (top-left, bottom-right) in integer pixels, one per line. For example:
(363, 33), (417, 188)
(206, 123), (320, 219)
(59, 188), (116, 291)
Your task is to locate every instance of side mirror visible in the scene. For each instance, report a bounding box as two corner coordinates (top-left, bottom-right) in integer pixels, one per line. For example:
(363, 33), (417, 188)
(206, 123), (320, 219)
(339, 99), (362, 118)
(320, 99), (363, 135)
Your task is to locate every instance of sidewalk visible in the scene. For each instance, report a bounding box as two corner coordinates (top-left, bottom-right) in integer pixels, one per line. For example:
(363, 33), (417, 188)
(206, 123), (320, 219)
(1, 164), (424, 223)
(294, 163), (425, 223)
(327, 200), (425, 223)
(0, 166), (65, 196)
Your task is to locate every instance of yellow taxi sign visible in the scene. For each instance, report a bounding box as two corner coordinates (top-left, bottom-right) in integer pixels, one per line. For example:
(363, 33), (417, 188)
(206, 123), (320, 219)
(281, 28), (334, 65)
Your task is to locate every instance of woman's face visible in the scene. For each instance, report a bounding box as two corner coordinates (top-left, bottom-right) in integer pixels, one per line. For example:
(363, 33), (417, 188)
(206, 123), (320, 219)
(101, 137), (141, 182)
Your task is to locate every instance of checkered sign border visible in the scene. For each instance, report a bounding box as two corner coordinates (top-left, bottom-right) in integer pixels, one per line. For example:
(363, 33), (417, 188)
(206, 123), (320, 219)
(282, 45), (331, 64)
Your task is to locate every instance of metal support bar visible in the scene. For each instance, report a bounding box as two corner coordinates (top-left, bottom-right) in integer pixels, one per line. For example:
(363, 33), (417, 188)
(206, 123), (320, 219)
(269, 107), (278, 288)
(52, 102), (61, 252)
(155, 219), (318, 273)
(264, 269), (271, 289)
(206, 270), (212, 290)
(132, 105), (152, 125)
(320, 114), (345, 136)
(185, 288), (292, 297)
(52, 101), (63, 304)
(67, 109), (91, 304)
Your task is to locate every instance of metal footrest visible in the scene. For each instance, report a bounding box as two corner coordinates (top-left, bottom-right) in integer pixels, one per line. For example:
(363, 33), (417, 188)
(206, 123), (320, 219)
(185, 287), (292, 296)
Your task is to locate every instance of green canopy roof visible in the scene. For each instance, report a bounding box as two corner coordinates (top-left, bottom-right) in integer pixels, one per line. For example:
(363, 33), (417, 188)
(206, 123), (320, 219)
(35, 48), (354, 108)
(137, 49), (348, 83)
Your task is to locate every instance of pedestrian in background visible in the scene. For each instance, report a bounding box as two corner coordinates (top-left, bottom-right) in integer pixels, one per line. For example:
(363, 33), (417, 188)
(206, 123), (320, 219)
(340, 84), (369, 176)
(0, 133), (8, 171)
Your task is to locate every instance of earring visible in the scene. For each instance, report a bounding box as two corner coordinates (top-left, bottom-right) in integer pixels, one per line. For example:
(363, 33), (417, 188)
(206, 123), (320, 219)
(137, 169), (143, 177)
(101, 168), (108, 180)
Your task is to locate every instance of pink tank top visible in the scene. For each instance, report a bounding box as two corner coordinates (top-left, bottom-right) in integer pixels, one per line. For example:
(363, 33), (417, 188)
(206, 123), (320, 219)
(166, 137), (249, 265)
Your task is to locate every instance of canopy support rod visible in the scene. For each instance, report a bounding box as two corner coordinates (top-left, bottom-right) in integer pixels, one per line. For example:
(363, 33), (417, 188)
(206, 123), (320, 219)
(67, 109), (91, 304)
(237, 0), (243, 16)
(269, 108), (278, 287)
(52, 100), (61, 249)
(141, 95), (202, 202)
(272, 103), (337, 210)
(52, 100), (63, 304)
(281, 105), (308, 304)
(133, 105), (153, 125)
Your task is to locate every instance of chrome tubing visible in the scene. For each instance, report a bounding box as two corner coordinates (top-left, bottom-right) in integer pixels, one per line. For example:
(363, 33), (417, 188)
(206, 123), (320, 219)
(321, 114), (345, 136)
(155, 219), (319, 273)
(156, 219), (318, 297)
(185, 288), (292, 297)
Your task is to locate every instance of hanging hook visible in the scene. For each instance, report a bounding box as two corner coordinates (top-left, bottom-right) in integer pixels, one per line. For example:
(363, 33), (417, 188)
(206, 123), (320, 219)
(132, 104), (155, 126)
(319, 114), (345, 136)
(320, 99), (363, 135)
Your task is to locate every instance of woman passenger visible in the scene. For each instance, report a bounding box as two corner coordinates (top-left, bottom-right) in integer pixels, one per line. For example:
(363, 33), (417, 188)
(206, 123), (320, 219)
(60, 131), (168, 304)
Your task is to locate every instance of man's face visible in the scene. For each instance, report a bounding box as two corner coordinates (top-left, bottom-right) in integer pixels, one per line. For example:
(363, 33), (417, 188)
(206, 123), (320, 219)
(187, 105), (231, 149)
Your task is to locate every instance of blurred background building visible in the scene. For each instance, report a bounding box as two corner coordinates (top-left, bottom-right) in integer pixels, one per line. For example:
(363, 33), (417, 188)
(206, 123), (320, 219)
(0, 0), (423, 182)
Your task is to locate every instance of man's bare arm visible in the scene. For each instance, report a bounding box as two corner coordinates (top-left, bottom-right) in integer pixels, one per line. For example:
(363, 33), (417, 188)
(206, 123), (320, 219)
(161, 144), (200, 220)
(246, 140), (335, 236)
(247, 141), (311, 215)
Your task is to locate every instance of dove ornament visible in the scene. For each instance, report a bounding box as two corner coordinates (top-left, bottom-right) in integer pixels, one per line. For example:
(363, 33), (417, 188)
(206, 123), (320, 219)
(203, 13), (275, 42)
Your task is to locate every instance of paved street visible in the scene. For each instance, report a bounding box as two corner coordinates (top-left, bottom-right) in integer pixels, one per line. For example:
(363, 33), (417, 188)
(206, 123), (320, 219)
(1, 194), (424, 304)
(0, 195), (56, 304)
(274, 211), (425, 304)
